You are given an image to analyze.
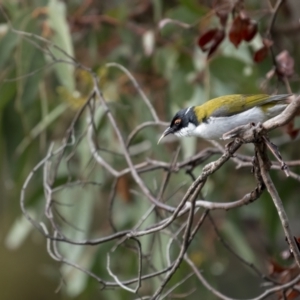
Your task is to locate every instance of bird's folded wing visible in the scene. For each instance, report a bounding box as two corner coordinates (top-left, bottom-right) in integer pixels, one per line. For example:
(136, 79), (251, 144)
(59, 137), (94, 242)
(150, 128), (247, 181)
(208, 94), (289, 117)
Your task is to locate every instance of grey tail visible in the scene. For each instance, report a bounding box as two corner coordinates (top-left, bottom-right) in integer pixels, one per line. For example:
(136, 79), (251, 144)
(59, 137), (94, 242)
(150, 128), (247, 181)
(264, 94), (291, 118)
(267, 94), (292, 103)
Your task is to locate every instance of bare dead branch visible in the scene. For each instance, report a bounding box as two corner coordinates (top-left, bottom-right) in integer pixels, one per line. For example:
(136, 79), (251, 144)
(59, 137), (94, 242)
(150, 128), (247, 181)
(10, 5), (300, 298)
(105, 63), (160, 122)
(257, 148), (300, 269)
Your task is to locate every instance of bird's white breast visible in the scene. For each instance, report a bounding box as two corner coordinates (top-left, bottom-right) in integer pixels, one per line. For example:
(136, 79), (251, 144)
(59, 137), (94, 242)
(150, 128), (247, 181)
(192, 106), (269, 140)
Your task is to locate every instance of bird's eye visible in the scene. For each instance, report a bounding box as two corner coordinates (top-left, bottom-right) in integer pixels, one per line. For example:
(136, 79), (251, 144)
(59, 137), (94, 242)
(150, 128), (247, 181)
(174, 118), (181, 125)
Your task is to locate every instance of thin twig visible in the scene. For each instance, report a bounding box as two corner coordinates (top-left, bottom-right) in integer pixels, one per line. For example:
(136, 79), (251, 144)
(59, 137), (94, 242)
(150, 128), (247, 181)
(208, 213), (279, 284)
(257, 147), (300, 269)
(105, 62), (160, 122)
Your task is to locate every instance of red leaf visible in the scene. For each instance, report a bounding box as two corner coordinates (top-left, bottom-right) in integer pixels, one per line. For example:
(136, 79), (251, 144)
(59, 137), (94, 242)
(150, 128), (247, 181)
(229, 15), (244, 47)
(276, 50), (294, 77)
(216, 10), (228, 27)
(286, 289), (300, 300)
(198, 29), (225, 57)
(207, 30), (225, 57)
(198, 29), (219, 51)
(285, 122), (300, 139)
(295, 237), (300, 251)
(215, 2), (231, 27)
(243, 19), (257, 41)
(117, 176), (131, 203)
(253, 46), (268, 63)
(229, 14), (258, 47)
(268, 259), (288, 275)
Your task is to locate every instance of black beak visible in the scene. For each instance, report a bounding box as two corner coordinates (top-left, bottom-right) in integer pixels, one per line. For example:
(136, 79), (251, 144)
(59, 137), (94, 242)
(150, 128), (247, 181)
(157, 127), (173, 144)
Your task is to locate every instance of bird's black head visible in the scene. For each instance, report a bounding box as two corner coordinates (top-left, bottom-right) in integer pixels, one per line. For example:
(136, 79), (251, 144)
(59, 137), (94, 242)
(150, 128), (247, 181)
(158, 107), (198, 143)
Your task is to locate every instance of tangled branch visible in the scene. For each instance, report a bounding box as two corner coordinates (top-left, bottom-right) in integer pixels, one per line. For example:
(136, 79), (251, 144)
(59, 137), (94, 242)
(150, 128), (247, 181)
(3, 2), (299, 299)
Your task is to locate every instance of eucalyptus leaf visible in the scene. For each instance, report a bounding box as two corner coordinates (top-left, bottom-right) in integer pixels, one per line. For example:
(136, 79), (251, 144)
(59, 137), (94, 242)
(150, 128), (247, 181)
(16, 102), (68, 154)
(0, 29), (19, 70)
(5, 210), (36, 249)
(47, 0), (75, 91)
(222, 220), (256, 264)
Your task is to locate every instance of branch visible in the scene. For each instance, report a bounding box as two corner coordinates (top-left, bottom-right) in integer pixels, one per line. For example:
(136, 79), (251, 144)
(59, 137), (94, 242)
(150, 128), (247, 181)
(105, 63), (160, 122)
(257, 148), (300, 269)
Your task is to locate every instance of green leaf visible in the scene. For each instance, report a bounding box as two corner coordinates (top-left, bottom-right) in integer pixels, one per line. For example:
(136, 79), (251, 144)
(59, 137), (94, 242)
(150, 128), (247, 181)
(0, 72), (17, 111)
(5, 210), (35, 249)
(167, 3), (203, 23)
(169, 70), (193, 105)
(56, 117), (100, 296)
(179, 0), (208, 16)
(154, 47), (179, 78)
(16, 102), (68, 154)
(48, 0), (75, 91)
(222, 220), (256, 263)
(18, 37), (46, 108)
(0, 28), (19, 70)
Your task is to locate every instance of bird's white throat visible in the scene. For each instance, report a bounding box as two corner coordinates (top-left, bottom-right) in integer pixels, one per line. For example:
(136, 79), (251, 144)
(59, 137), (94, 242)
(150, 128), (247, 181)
(174, 122), (196, 137)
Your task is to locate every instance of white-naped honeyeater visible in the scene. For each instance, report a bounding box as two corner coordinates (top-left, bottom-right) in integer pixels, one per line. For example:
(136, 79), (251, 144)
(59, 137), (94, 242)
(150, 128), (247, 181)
(158, 94), (291, 143)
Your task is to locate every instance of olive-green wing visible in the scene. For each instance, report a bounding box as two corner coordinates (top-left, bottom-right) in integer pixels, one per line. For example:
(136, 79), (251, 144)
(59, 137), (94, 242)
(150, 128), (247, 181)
(204, 94), (289, 118)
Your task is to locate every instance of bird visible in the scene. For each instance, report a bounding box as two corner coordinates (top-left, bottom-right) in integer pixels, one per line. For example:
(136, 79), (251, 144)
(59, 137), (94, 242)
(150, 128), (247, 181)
(158, 94), (291, 143)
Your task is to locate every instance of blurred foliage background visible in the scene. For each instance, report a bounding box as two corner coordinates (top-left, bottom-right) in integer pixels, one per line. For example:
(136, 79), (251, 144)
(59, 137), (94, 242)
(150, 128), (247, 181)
(1, 0), (300, 299)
